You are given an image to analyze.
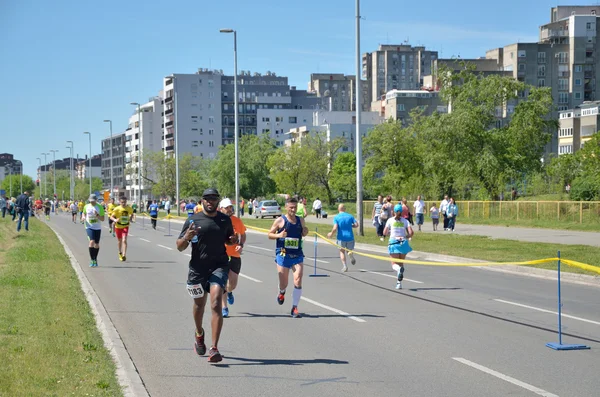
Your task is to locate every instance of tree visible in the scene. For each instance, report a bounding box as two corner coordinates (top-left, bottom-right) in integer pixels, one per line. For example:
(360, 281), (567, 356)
(331, 152), (356, 200)
(300, 133), (346, 205)
(1, 174), (36, 197)
(267, 143), (316, 197)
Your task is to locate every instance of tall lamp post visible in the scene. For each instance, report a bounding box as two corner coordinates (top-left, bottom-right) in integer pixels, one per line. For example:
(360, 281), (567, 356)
(83, 132), (92, 195)
(17, 160), (23, 194)
(7, 164), (12, 198)
(220, 28), (239, 216)
(168, 75), (181, 216)
(103, 120), (113, 198)
(355, 0), (364, 236)
(36, 157), (41, 197)
(66, 141), (74, 200)
(49, 149), (59, 198)
(130, 103), (142, 206)
(41, 152), (49, 197)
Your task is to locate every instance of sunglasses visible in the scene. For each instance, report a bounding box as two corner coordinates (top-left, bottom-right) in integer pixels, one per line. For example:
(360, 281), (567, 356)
(202, 196), (220, 201)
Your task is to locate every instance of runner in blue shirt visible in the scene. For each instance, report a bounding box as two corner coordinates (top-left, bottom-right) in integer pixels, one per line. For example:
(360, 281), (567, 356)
(327, 204), (359, 272)
(149, 200), (159, 230)
(186, 200), (196, 218)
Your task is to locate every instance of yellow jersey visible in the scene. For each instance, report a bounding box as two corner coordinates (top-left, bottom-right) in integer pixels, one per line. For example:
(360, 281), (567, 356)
(112, 205), (134, 229)
(194, 204), (203, 214)
(107, 203), (116, 216)
(77, 202), (84, 212)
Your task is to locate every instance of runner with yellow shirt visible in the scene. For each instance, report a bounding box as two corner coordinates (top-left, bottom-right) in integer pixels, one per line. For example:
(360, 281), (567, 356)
(110, 196), (134, 261)
(106, 198), (117, 237)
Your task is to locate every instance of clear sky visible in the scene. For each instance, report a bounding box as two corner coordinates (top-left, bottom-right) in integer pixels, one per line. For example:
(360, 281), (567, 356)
(0, 0), (586, 177)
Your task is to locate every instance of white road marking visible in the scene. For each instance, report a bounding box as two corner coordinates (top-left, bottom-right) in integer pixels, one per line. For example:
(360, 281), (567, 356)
(139, 238), (151, 242)
(305, 257), (330, 264)
(494, 299), (600, 326)
(239, 273), (262, 283)
(157, 244), (173, 251)
(128, 233), (135, 237)
(359, 269), (424, 284)
(452, 357), (559, 397)
(300, 297), (366, 323)
(246, 244), (271, 252)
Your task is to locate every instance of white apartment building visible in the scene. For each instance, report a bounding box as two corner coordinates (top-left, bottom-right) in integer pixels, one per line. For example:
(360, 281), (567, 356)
(256, 109), (315, 146)
(125, 96), (163, 202)
(163, 71), (223, 159)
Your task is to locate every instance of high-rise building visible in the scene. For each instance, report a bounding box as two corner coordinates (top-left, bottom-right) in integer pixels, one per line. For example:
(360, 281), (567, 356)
(557, 101), (600, 155)
(308, 73), (370, 111)
(101, 132), (126, 197)
(0, 153), (22, 185)
(76, 155), (102, 180)
(362, 44), (438, 102)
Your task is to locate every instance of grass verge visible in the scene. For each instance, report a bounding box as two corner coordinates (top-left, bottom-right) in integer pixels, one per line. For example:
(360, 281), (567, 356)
(239, 218), (600, 276)
(0, 216), (122, 396)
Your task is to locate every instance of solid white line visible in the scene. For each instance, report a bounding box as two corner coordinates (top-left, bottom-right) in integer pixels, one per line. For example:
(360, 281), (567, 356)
(157, 244), (173, 251)
(494, 299), (600, 326)
(452, 357), (558, 397)
(300, 297), (366, 323)
(239, 273), (262, 283)
(128, 233), (134, 237)
(246, 244), (271, 252)
(359, 269), (424, 284)
(139, 238), (151, 243)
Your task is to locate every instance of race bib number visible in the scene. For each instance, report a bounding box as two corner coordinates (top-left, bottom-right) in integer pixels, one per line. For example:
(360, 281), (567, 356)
(120, 216), (129, 224)
(88, 215), (97, 223)
(187, 283), (205, 298)
(284, 237), (299, 249)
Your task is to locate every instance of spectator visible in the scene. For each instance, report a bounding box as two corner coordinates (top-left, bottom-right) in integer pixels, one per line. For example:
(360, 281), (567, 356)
(165, 199), (171, 215)
(296, 196), (307, 218)
(9, 198), (17, 221)
(566, 184), (571, 194)
(511, 187), (517, 201)
(253, 198), (259, 215)
(440, 195), (449, 231)
(401, 198), (412, 225)
(446, 198), (458, 232)
(413, 195), (426, 231)
(0, 195), (6, 218)
(430, 203), (440, 231)
(248, 198), (254, 216)
(371, 195), (384, 239)
(379, 196), (393, 241)
(240, 198), (245, 217)
(312, 197), (322, 218)
(16, 191), (31, 232)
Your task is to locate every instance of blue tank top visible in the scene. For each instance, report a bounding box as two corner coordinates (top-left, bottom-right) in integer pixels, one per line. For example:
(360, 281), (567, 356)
(185, 203), (195, 217)
(275, 215), (304, 257)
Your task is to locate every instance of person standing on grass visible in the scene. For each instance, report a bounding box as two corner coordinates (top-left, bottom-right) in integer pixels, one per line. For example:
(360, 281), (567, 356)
(9, 197), (17, 221)
(149, 200), (159, 230)
(165, 199), (171, 216)
(372, 195), (384, 239)
(446, 198), (458, 232)
(312, 197), (322, 218)
(440, 195), (449, 231)
(430, 203), (440, 231)
(327, 204), (359, 272)
(0, 195), (6, 218)
(379, 196), (393, 241)
(413, 195), (426, 232)
(82, 194), (105, 267)
(15, 191), (31, 232)
(383, 204), (414, 290)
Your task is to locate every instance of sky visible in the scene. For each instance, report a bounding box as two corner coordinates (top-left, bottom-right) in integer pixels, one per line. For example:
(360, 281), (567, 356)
(0, 0), (587, 178)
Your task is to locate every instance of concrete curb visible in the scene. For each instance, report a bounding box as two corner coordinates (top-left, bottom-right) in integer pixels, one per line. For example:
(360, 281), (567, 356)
(48, 225), (150, 397)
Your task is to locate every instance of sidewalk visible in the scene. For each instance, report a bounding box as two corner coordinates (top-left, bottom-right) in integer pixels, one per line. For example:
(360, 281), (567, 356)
(240, 212), (600, 247)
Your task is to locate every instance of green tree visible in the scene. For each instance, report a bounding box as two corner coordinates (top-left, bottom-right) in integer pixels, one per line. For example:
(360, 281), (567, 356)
(300, 133), (346, 205)
(1, 174), (36, 197)
(267, 143), (316, 197)
(330, 152), (356, 200)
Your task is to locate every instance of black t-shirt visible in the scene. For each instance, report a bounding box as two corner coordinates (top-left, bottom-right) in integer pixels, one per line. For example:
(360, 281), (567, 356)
(179, 211), (234, 271)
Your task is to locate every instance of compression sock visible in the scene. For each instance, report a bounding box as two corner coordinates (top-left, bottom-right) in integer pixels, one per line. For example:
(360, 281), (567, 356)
(92, 248), (99, 260)
(89, 247), (94, 260)
(292, 286), (302, 307)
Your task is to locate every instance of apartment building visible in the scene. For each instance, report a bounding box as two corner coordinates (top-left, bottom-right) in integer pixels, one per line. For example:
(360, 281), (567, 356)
(308, 73), (371, 112)
(257, 109), (315, 146)
(36, 157), (82, 184)
(101, 132), (126, 196)
(0, 153), (22, 184)
(124, 96), (163, 201)
(371, 90), (445, 123)
(76, 155), (102, 180)
(362, 44), (438, 100)
(557, 100), (600, 154)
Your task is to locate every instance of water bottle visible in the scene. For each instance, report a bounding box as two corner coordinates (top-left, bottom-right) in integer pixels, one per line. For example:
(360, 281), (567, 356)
(190, 220), (199, 243)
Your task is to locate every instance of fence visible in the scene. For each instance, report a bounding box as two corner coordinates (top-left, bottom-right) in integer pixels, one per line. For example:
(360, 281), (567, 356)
(362, 201), (600, 225)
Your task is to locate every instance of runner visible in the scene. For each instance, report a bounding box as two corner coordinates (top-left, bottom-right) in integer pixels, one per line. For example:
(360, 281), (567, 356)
(296, 196), (307, 219)
(383, 204), (414, 289)
(35, 197), (43, 218)
(82, 194), (105, 267)
(194, 200), (203, 214)
(149, 199), (159, 230)
(267, 197), (308, 318)
(218, 198), (247, 318)
(109, 196), (134, 261)
(327, 204), (358, 272)
(175, 188), (238, 363)
(106, 198), (117, 236)
(78, 200), (85, 223)
(131, 201), (138, 222)
(70, 201), (78, 223)
(43, 198), (51, 220)
(186, 199), (196, 218)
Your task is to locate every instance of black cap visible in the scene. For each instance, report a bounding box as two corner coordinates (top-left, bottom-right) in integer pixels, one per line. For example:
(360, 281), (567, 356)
(202, 188), (220, 198)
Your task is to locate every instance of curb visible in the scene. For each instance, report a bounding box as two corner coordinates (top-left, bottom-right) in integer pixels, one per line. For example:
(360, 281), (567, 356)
(47, 225), (150, 397)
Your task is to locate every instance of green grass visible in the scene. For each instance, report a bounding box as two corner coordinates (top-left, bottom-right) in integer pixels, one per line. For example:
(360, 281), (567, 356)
(0, 216), (122, 396)
(451, 217), (600, 232)
(240, 218), (600, 276)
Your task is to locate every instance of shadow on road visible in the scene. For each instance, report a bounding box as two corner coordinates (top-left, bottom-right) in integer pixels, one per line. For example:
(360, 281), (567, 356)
(214, 356), (349, 367)
(408, 287), (463, 292)
(238, 312), (384, 319)
(99, 266), (153, 269)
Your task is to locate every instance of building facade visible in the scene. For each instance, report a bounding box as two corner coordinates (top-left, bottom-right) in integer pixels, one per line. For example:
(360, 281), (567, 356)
(557, 101), (600, 155)
(76, 155), (102, 180)
(0, 153), (22, 185)
(101, 132), (126, 196)
(308, 73), (371, 111)
(371, 90), (445, 123)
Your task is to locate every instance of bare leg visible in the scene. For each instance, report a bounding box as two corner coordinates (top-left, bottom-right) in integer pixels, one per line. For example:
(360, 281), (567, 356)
(209, 284), (224, 348)
(221, 271), (239, 309)
(339, 249), (347, 267)
(278, 266), (290, 291)
(122, 237), (128, 257)
(193, 295), (208, 335)
(292, 263), (304, 288)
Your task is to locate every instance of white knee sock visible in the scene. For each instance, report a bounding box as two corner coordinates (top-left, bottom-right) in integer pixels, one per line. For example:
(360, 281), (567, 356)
(392, 264), (400, 273)
(292, 286), (302, 307)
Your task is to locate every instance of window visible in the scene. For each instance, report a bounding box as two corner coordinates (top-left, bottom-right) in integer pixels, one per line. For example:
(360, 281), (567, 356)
(518, 63), (525, 71)
(558, 52), (568, 63)
(289, 117), (297, 124)
(208, 116), (215, 123)
(223, 92), (228, 98)
(518, 50), (526, 58)
(223, 104), (228, 110)
(208, 92), (214, 98)
(397, 104), (405, 111)
(537, 65), (545, 77)
(208, 104), (214, 110)
(558, 79), (568, 90)
(275, 116), (283, 122)
(587, 22), (592, 30)
(537, 52), (546, 63)
(191, 128), (198, 132)
(262, 117), (270, 122)
(538, 79), (545, 87)
(199, 79), (202, 84)
(209, 141), (215, 148)
(575, 92), (582, 99)
(559, 145), (573, 155)
(575, 79), (582, 86)
(559, 92), (569, 103)
(209, 129), (214, 135)
(208, 79), (214, 87)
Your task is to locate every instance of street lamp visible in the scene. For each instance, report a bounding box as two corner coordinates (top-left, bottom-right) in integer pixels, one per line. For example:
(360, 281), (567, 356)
(130, 103), (142, 206)
(17, 160), (22, 194)
(66, 141), (74, 200)
(103, 120), (113, 198)
(83, 132), (92, 195)
(41, 152), (49, 197)
(220, 28), (240, 216)
(7, 164), (12, 197)
(168, 75), (181, 216)
(36, 157), (41, 197)
(355, 0), (364, 236)
(49, 149), (59, 198)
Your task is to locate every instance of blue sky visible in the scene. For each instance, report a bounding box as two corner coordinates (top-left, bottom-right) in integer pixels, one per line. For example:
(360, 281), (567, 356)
(0, 0), (585, 177)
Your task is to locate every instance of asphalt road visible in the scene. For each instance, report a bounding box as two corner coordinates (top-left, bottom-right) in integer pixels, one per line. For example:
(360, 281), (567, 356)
(48, 213), (600, 397)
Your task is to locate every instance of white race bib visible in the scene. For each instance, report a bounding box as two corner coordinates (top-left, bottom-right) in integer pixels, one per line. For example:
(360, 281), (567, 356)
(120, 216), (129, 224)
(284, 237), (300, 249)
(187, 283), (205, 299)
(88, 215), (97, 223)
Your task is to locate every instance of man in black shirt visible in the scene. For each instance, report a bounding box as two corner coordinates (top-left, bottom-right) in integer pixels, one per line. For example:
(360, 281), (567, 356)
(176, 188), (237, 363)
(16, 191), (31, 232)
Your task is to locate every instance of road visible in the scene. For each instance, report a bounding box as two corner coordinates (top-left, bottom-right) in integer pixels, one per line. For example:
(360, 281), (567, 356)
(48, 213), (600, 397)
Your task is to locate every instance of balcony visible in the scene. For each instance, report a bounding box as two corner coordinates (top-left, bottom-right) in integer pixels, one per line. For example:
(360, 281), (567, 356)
(164, 96), (173, 103)
(165, 120), (174, 127)
(585, 71), (593, 78)
(540, 29), (568, 41)
(559, 71), (570, 78)
(165, 108), (174, 115)
(164, 133), (173, 139)
(164, 145), (174, 151)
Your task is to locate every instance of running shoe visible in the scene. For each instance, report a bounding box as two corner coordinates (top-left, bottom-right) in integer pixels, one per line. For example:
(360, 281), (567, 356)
(290, 306), (301, 318)
(395, 281), (402, 290)
(277, 291), (285, 305)
(93, 260), (98, 267)
(194, 329), (206, 356)
(227, 291), (234, 305)
(398, 266), (404, 282)
(207, 347), (222, 363)
(89, 261), (95, 267)
(122, 255), (126, 262)
(222, 307), (229, 318)
(342, 265), (348, 272)
(118, 253), (123, 261)
(350, 256), (356, 265)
